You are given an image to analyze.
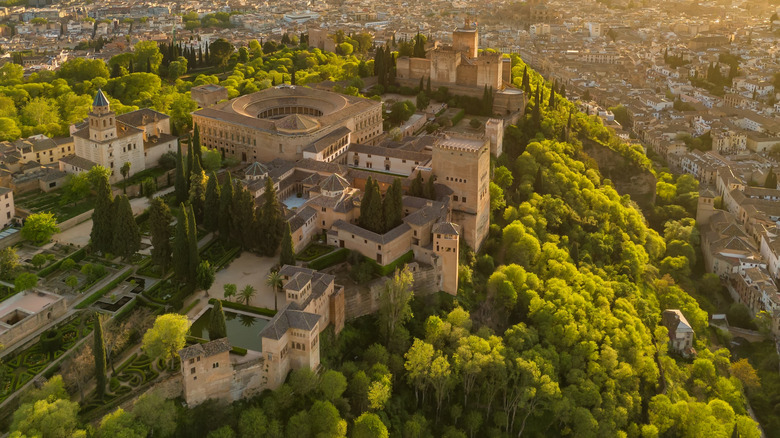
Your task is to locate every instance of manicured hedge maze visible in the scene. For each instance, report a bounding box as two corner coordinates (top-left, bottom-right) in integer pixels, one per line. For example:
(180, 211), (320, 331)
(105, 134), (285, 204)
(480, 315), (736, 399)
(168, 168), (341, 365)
(0, 313), (95, 403)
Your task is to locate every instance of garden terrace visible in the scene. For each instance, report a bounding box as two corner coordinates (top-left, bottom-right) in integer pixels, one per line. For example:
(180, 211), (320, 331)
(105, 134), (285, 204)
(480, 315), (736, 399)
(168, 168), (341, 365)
(0, 312), (95, 403)
(15, 189), (96, 223)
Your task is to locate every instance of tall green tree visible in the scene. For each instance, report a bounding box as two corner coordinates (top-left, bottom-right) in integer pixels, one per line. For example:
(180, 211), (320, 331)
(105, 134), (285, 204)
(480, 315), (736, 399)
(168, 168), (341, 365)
(231, 183), (255, 248)
(383, 178), (403, 231)
(521, 66), (530, 93)
(208, 299), (228, 341)
(187, 204), (199, 281)
(378, 265), (414, 348)
(409, 172), (423, 197)
(189, 155), (207, 221)
(258, 177), (284, 256)
(424, 174), (436, 200)
(204, 172), (221, 232)
(360, 178), (384, 234)
(91, 171), (114, 253)
(111, 195), (141, 259)
(94, 313), (107, 399)
(173, 204), (190, 280)
(175, 140), (187, 204)
(21, 212), (59, 245)
(149, 198), (172, 274)
(219, 173), (234, 240)
(141, 313), (189, 369)
(765, 171), (777, 189)
(279, 222), (295, 267)
(196, 260), (215, 292)
(191, 124), (202, 163)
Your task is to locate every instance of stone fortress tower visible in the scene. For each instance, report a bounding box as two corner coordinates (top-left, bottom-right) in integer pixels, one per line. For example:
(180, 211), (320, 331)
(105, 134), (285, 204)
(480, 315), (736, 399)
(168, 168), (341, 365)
(395, 22), (524, 115)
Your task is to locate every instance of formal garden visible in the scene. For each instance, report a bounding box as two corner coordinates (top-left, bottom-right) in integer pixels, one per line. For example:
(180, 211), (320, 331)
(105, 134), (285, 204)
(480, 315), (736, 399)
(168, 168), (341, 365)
(15, 189), (96, 223)
(0, 312), (95, 403)
(80, 352), (179, 417)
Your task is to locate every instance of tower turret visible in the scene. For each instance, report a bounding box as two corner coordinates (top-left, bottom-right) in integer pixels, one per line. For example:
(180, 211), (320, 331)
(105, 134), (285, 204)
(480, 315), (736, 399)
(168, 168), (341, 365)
(88, 89), (117, 141)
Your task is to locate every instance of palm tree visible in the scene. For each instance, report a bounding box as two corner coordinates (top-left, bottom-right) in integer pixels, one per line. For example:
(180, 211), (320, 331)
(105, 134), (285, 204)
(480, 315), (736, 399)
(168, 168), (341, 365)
(223, 283), (237, 302)
(239, 285), (256, 306)
(120, 162), (131, 193)
(266, 271), (283, 311)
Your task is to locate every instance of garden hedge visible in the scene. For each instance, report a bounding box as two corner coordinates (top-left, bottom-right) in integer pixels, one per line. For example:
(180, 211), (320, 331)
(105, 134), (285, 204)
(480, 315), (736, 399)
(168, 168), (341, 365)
(75, 269), (133, 309)
(451, 108), (466, 126)
(37, 247), (87, 277)
(209, 298), (276, 317)
(307, 248), (350, 270)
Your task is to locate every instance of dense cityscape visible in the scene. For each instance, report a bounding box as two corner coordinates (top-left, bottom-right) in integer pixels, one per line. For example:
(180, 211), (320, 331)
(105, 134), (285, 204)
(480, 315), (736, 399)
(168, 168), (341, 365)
(0, 0), (777, 436)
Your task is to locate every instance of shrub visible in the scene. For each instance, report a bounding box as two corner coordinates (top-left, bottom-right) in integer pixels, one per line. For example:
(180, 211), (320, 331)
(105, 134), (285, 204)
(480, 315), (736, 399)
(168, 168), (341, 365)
(40, 328), (62, 355)
(469, 118), (482, 129)
(451, 109), (466, 126)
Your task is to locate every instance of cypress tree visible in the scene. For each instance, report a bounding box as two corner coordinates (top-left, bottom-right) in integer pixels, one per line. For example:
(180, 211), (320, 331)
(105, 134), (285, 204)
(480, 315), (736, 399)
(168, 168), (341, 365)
(419, 76), (424, 92)
(424, 174), (436, 200)
(231, 183), (255, 248)
(149, 197), (172, 274)
(522, 66), (530, 94)
(258, 177), (283, 256)
(359, 177), (375, 228)
(375, 46), (386, 87)
(426, 76), (431, 95)
(548, 85), (556, 109)
(146, 58), (151, 73)
(93, 313), (107, 399)
(360, 180), (383, 233)
(189, 154), (206, 222)
(173, 204), (189, 280)
(279, 222), (295, 267)
(175, 141), (187, 203)
(186, 140), (194, 192)
(192, 124), (202, 163)
(204, 172), (221, 232)
(187, 204), (199, 282)
(531, 85), (541, 130)
(112, 195), (141, 260)
(534, 166), (544, 193)
(560, 83), (567, 98)
(410, 172), (424, 197)
(129, 60), (134, 73)
(111, 62), (122, 78)
(91, 172), (114, 254)
(765, 171), (777, 189)
(219, 173), (234, 240)
(383, 178), (403, 232)
(208, 300), (228, 341)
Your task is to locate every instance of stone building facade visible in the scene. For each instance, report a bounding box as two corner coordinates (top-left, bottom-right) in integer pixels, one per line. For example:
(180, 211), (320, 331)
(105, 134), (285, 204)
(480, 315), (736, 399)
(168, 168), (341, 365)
(395, 25), (525, 115)
(432, 135), (491, 250)
(192, 86), (383, 164)
(62, 90), (177, 182)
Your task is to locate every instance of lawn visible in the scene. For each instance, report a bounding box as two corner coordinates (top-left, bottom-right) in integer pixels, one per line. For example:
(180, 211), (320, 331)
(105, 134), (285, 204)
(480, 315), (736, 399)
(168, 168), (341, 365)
(296, 243), (335, 262)
(16, 190), (96, 223)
